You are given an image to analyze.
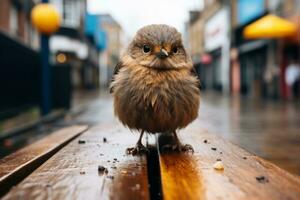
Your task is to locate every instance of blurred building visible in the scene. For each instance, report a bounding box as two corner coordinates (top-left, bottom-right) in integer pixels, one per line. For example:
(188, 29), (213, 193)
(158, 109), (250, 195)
(50, 0), (100, 89)
(0, 0), (39, 49)
(230, 0), (268, 98)
(0, 0), (41, 133)
(98, 14), (123, 86)
(84, 13), (123, 87)
(276, 0), (300, 99)
(187, 10), (203, 60)
(187, 0), (300, 99)
(0, 0), (106, 133)
(187, 0), (231, 93)
(231, 0), (300, 99)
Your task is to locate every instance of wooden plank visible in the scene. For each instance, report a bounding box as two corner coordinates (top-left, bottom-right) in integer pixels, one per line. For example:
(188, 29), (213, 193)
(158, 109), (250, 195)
(158, 126), (300, 200)
(1, 124), (150, 200)
(0, 125), (88, 196)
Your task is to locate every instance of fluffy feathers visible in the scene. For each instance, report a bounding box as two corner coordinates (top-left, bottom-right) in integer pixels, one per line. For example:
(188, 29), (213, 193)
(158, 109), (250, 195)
(110, 24), (200, 134)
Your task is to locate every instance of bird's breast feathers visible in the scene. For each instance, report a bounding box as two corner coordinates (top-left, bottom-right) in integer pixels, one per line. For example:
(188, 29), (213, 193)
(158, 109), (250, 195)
(111, 60), (200, 133)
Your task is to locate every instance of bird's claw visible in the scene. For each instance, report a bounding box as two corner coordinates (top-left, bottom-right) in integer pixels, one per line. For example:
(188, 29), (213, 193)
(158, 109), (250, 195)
(181, 144), (194, 153)
(126, 144), (149, 156)
(161, 143), (194, 153)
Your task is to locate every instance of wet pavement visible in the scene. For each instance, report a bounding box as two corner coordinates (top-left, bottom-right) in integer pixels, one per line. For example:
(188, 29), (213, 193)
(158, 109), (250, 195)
(197, 92), (300, 175)
(70, 90), (300, 176)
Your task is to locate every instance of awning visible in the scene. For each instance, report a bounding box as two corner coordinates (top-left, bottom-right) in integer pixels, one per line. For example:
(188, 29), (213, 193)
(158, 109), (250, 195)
(243, 14), (297, 39)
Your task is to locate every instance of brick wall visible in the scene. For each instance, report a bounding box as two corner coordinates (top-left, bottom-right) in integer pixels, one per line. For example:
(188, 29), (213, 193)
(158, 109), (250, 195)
(0, 0), (11, 32)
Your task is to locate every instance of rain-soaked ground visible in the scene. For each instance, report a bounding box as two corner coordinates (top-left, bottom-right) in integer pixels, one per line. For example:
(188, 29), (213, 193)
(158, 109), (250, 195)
(197, 92), (300, 175)
(1, 90), (300, 176)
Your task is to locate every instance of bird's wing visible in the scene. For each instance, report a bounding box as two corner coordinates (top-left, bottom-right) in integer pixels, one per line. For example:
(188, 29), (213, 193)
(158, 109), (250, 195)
(191, 67), (202, 91)
(109, 61), (124, 93)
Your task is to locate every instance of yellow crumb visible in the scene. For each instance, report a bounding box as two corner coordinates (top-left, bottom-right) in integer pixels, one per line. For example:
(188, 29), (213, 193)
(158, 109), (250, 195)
(213, 161), (224, 170)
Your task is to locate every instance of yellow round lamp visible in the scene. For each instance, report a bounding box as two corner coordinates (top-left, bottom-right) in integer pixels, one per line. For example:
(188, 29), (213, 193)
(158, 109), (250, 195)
(244, 14), (297, 39)
(31, 3), (61, 35)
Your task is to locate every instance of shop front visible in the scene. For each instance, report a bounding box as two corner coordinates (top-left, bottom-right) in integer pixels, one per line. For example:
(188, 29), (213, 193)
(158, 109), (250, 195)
(238, 41), (268, 97)
(203, 7), (230, 93)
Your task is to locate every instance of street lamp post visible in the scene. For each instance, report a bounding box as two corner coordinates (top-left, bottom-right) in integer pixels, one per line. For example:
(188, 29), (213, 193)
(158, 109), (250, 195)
(41, 0), (50, 115)
(31, 2), (60, 116)
(40, 27), (50, 115)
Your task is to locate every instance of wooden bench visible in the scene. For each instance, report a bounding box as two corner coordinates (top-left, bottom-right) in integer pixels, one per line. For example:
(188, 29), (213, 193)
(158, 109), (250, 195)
(1, 124), (300, 199)
(0, 124), (150, 200)
(0, 125), (88, 195)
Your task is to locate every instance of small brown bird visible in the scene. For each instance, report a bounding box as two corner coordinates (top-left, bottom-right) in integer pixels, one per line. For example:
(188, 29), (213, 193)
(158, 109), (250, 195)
(110, 24), (200, 155)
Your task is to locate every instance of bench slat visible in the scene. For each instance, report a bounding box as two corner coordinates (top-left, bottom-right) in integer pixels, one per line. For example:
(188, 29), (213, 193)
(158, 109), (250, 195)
(1, 124), (150, 200)
(158, 127), (300, 200)
(0, 125), (88, 196)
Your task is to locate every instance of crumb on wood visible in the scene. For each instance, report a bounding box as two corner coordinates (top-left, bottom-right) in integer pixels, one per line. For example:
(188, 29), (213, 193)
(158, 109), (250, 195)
(78, 140), (86, 144)
(243, 157), (247, 160)
(213, 161), (224, 170)
(256, 176), (269, 183)
(98, 165), (108, 174)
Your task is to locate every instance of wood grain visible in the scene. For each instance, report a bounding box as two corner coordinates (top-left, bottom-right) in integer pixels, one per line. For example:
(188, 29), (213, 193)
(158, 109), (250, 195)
(1, 124), (150, 200)
(158, 126), (300, 200)
(0, 125), (88, 196)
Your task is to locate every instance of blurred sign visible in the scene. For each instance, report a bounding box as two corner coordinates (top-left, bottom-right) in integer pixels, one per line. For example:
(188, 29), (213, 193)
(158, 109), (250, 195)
(201, 54), (212, 64)
(85, 14), (98, 36)
(85, 13), (107, 51)
(238, 0), (265, 25)
(96, 30), (107, 51)
(204, 8), (229, 51)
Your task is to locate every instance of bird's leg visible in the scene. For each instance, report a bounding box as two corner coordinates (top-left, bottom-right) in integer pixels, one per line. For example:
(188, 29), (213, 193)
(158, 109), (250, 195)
(126, 130), (148, 155)
(172, 131), (194, 153)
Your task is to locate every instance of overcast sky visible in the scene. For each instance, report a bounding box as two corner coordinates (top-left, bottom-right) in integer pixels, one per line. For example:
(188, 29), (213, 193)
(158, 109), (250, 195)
(87, 0), (203, 38)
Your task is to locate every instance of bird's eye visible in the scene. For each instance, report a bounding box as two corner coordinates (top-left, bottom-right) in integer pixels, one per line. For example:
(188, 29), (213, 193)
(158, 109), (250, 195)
(142, 45), (151, 54)
(172, 46), (178, 54)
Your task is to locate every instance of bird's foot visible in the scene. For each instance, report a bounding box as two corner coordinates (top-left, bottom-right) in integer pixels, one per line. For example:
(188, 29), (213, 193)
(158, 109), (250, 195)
(126, 143), (149, 156)
(180, 144), (194, 153)
(161, 143), (194, 153)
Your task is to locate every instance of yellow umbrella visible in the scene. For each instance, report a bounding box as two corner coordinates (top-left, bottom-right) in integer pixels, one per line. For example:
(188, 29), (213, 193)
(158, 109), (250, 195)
(244, 14), (297, 39)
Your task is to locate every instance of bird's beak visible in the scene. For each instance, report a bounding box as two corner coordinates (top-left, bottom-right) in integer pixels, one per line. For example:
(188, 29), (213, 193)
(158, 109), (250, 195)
(156, 48), (169, 59)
